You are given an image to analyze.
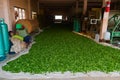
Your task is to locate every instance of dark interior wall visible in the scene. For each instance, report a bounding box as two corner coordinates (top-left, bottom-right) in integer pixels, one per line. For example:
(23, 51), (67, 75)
(38, 0), (120, 24)
(39, 5), (71, 27)
(30, 0), (38, 13)
(38, 6), (83, 25)
(111, 0), (120, 10)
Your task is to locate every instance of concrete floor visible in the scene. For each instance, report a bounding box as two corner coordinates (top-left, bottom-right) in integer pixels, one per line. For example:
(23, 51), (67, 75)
(1, 77), (120, 80)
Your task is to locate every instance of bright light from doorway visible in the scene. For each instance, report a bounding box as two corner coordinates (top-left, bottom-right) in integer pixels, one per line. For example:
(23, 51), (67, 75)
(55, 15), (62, 20)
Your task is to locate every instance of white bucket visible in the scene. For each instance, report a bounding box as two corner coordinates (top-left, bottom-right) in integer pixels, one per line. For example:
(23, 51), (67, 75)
(104, 32), (110, 40)
(95, 34), (99, 42)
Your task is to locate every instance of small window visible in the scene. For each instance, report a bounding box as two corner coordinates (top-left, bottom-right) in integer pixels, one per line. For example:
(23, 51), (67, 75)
(22, 9), (25, 19)
(55, 15), (62, 20)
(14, 7), (19, 21)
(14, 7), (26, 22)
(19, 8), (22, 19)
(32, 11), (37, 19)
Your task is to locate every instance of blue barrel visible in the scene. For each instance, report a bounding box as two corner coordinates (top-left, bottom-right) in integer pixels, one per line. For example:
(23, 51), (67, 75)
(0, 20), (6, 61)
(0, 18), (9, 54)
(73, 18), (80, 32)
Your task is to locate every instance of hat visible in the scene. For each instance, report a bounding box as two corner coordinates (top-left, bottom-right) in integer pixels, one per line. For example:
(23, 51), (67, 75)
(16, 24), (22, 29)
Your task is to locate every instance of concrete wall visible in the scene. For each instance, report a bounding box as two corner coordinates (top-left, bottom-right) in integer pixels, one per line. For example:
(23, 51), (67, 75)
(0, 0), (4, 18)
(0, 0), (11, 30)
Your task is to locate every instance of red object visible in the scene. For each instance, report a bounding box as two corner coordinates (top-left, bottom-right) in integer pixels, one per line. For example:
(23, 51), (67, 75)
(105, 1), (111, 12)
(22, 26), (25, 29)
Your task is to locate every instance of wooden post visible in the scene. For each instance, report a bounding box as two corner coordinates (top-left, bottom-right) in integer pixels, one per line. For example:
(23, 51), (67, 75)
(83, 0), (87, 15)
(99, 0), (111, 41)
(37, 0), (40, 14)
(102, 0), (106, 8)
(28, 0), (31, 19)
(75, 0), (79, 16)
(82, 0), (87, 31)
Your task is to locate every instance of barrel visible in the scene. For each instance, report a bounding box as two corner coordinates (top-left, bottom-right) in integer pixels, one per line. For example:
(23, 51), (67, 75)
(73, 18), (80, 32)
(16, 19), (39, 33)
(0, 19), (6, 61)
(0, 18), (10, 54)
